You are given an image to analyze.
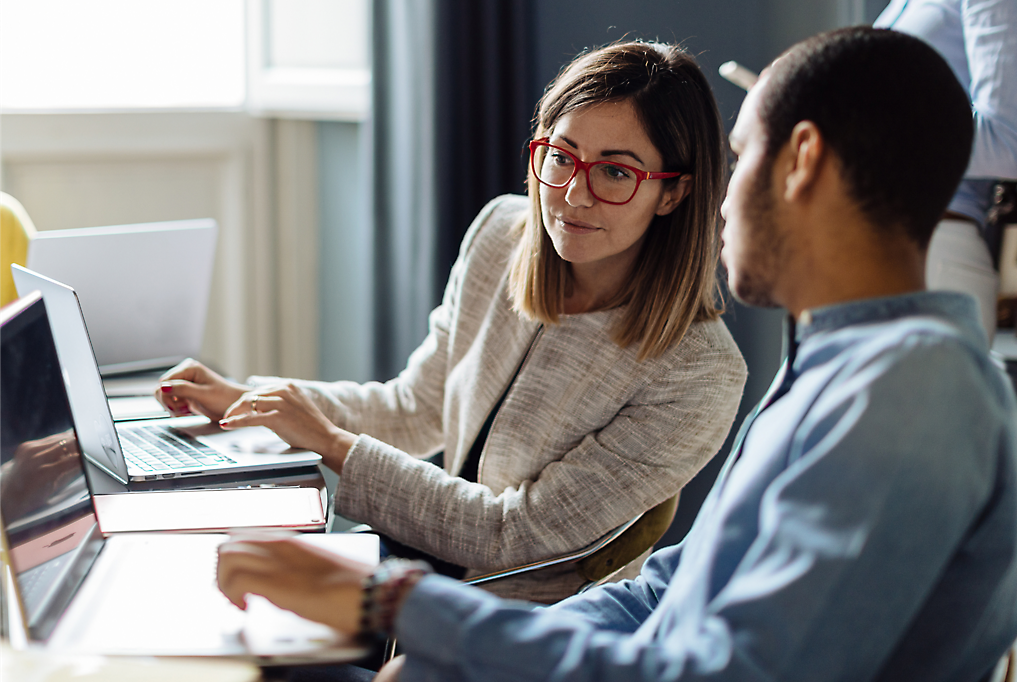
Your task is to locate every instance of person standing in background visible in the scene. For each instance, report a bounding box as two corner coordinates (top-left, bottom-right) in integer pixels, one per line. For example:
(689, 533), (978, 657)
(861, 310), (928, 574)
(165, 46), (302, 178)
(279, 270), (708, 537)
(875, 0), (1017, 343)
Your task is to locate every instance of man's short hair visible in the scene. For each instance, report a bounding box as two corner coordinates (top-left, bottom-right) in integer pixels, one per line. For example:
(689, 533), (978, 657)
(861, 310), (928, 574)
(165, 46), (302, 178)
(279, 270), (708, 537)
(759, 26), (973, 247)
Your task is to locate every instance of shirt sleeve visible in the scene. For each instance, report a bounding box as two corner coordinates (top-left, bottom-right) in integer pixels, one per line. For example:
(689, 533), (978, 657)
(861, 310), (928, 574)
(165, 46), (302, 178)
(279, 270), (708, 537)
(542, 544), (682, 632)
(962, 0), (1017, 179)
(395, 550), (680, 682)
(395, 336), (1007, 682)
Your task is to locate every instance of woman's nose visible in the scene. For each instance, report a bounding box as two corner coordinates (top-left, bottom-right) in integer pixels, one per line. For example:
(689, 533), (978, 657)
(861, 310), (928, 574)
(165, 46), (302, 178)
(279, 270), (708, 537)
(565, 170), (596, 207)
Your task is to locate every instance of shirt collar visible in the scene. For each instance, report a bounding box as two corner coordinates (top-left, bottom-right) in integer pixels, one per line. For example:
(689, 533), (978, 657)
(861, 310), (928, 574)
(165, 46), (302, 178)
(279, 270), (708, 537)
(795, 291), (986, 349)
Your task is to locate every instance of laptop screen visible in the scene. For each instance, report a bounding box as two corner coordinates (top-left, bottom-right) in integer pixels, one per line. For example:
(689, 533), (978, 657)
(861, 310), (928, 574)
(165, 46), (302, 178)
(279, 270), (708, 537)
(0, 294), (104, 640)
(11, 266), (131, 484)
(25, 218), (218, 375)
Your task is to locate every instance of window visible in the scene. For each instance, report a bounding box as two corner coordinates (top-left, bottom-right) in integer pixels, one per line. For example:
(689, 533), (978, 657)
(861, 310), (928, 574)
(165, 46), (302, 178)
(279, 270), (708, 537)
(249, 0), (371, 120)
(0, 0), (246, 111)
(0, 0), (370, 120)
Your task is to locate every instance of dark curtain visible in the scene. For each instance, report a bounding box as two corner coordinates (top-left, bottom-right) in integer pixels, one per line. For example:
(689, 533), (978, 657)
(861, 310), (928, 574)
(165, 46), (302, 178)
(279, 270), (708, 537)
(371, 0), (535, 381)
(433, 0), (536, 296)
(372, 0), (439, 382)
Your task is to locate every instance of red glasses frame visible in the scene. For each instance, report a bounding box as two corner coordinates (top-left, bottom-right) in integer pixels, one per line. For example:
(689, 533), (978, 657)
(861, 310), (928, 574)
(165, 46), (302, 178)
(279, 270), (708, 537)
(529, 138), (684, 205)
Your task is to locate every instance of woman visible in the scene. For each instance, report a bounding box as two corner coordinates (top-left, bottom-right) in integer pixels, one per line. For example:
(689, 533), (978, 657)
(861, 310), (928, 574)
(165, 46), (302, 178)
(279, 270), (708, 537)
(158, 40), (746, 603)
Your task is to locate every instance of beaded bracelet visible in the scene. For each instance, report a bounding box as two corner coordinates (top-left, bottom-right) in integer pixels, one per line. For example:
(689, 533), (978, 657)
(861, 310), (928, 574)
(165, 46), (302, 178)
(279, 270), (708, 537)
(360, 559), (432, 638)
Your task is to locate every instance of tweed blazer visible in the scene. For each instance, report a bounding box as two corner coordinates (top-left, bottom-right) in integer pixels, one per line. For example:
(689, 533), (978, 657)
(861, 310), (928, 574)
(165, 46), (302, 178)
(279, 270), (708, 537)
(262, 194), (746, 601)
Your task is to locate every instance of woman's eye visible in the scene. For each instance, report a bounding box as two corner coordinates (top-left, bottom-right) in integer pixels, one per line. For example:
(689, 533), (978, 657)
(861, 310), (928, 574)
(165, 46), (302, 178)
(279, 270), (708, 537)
(599, 164), (633, 181)
(549, 151), (573, 167)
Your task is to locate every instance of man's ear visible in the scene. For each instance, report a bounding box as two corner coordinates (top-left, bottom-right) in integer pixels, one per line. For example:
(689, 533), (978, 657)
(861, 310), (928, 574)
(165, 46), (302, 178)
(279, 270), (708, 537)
(656, 174), (693, 216)
(783, 121), (825, 202)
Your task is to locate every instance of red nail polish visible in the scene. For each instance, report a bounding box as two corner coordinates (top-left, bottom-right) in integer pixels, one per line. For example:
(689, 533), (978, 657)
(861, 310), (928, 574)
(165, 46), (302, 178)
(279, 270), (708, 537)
(218, 419), (228, 426)
(160, 385), (173, 393)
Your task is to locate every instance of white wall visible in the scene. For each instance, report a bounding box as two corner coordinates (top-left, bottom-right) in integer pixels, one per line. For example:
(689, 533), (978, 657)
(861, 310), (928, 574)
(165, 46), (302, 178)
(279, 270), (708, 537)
(0, 112), (322, 383)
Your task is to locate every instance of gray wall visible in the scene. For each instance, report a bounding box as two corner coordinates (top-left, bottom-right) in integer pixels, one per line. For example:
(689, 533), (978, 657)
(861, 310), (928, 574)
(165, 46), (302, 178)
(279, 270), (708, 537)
(535, 0), (767, 137)
(318, 121), (374, 383)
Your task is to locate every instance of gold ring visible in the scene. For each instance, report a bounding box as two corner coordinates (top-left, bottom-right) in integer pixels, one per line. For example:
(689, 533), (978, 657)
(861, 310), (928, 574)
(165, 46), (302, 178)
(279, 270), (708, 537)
(251, 396), (259, 413)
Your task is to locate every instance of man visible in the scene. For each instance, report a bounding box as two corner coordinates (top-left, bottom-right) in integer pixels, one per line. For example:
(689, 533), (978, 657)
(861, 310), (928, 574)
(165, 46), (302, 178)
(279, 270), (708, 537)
(217, 27), (1017, 681)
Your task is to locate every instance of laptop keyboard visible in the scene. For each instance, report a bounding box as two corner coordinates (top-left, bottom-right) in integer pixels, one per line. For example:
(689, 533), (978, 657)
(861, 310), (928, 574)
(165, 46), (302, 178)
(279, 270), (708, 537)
(18, 551), (73, 614)
(119, 425), (235, 473)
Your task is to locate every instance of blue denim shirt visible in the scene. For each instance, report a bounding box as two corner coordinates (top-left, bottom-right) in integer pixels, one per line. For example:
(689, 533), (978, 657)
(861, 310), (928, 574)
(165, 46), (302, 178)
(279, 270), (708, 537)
(875, 0), (1017, 227)
(395, 292), (1017, 682)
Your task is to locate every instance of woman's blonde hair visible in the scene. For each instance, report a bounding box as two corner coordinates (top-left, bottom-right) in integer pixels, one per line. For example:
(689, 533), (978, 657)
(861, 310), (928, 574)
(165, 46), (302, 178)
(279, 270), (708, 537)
(508, 41), (726, 361)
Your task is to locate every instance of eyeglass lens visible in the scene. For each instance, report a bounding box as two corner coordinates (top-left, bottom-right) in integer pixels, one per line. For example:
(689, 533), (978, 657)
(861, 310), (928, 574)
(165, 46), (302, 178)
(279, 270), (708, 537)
(536, 145), (640, 204)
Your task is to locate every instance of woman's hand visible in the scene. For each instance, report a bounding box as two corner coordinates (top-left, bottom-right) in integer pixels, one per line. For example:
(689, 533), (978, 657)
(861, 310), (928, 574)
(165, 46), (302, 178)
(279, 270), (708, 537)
(218, 383), (357, 474)
(216, 537), (372, 635)
(155, 359), (248, 420)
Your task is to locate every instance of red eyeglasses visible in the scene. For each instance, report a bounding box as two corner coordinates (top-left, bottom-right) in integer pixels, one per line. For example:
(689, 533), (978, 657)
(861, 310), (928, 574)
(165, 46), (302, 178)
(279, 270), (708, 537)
(529, 138), (684, 205)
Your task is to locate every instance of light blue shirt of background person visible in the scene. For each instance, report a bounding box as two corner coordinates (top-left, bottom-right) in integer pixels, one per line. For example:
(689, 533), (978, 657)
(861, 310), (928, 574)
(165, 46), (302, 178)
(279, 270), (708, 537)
(876, 0), (1017, 228)
(393, 292), (1017, 681)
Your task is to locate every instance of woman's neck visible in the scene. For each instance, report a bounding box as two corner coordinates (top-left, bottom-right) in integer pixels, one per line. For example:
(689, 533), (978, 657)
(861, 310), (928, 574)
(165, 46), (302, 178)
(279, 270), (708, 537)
(563, 252), (638, 315)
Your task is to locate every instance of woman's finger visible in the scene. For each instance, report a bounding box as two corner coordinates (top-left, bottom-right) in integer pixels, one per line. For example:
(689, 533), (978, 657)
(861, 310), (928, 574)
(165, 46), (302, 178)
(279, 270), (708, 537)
(159, 358), (205, 383)
(157, 380), (205, 415)
(156, 361), (248, 419)
(222, 393), (281, 422)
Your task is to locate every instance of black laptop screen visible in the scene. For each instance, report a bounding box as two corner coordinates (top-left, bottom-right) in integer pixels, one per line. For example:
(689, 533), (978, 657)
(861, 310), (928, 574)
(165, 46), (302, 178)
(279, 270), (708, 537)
(0, 295), (102, 639)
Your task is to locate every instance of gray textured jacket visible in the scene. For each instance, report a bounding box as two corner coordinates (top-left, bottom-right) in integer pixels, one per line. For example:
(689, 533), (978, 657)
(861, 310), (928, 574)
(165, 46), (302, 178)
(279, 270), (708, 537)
(259, 194), (746, 601)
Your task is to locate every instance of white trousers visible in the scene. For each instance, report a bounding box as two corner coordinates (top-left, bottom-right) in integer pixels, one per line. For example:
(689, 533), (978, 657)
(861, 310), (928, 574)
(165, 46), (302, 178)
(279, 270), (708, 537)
(926, 218), (999, 344)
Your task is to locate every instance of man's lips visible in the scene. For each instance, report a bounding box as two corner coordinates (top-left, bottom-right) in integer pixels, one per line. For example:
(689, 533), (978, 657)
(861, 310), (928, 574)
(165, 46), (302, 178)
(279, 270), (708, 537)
(556, 216), (600, 234)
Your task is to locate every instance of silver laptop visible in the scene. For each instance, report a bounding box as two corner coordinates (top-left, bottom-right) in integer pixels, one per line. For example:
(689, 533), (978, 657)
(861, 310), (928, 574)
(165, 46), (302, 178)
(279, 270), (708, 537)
(26, 218), (217, 375)
(0, 293), (375, 660)
(13, 266), (322, 483)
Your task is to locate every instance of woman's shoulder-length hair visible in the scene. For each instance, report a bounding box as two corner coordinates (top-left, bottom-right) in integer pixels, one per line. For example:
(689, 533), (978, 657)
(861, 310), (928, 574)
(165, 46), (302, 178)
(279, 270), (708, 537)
(508, 40), (726, 362)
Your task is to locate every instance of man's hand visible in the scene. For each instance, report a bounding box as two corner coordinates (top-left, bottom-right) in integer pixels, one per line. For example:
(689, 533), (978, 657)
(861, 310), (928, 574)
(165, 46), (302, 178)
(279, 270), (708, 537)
(217, 537), (372, 635)
(155, 358), (249, 420)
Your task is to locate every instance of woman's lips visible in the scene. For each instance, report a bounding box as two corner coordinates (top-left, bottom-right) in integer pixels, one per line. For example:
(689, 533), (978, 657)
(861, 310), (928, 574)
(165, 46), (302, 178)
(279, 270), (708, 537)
(557, 216), (600, 235)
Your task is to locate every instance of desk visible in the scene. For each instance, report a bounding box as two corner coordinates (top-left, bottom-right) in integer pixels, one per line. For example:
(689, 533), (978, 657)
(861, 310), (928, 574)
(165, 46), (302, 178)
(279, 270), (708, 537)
(1, 643), (261, 682)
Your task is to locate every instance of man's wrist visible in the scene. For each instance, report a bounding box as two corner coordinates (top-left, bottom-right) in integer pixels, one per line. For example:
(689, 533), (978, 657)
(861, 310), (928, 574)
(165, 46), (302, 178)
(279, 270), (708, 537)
(360, 559), (433, 639)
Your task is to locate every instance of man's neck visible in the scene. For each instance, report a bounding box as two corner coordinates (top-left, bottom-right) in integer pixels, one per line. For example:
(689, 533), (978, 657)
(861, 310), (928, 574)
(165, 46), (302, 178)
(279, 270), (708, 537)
(778, 220), (927, 320)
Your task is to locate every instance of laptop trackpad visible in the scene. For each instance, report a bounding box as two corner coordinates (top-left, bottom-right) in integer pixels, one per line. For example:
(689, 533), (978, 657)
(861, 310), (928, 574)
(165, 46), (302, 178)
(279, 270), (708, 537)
(179, 421), (307, 456)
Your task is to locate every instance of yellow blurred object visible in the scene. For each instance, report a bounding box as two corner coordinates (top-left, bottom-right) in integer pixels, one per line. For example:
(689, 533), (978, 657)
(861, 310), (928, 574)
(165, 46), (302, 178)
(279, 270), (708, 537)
(1, 193), (37, 306)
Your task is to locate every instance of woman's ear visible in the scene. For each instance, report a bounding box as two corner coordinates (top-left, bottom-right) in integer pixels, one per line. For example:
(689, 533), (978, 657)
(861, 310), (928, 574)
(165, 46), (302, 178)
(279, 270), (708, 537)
(656, 175), (693, 216)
